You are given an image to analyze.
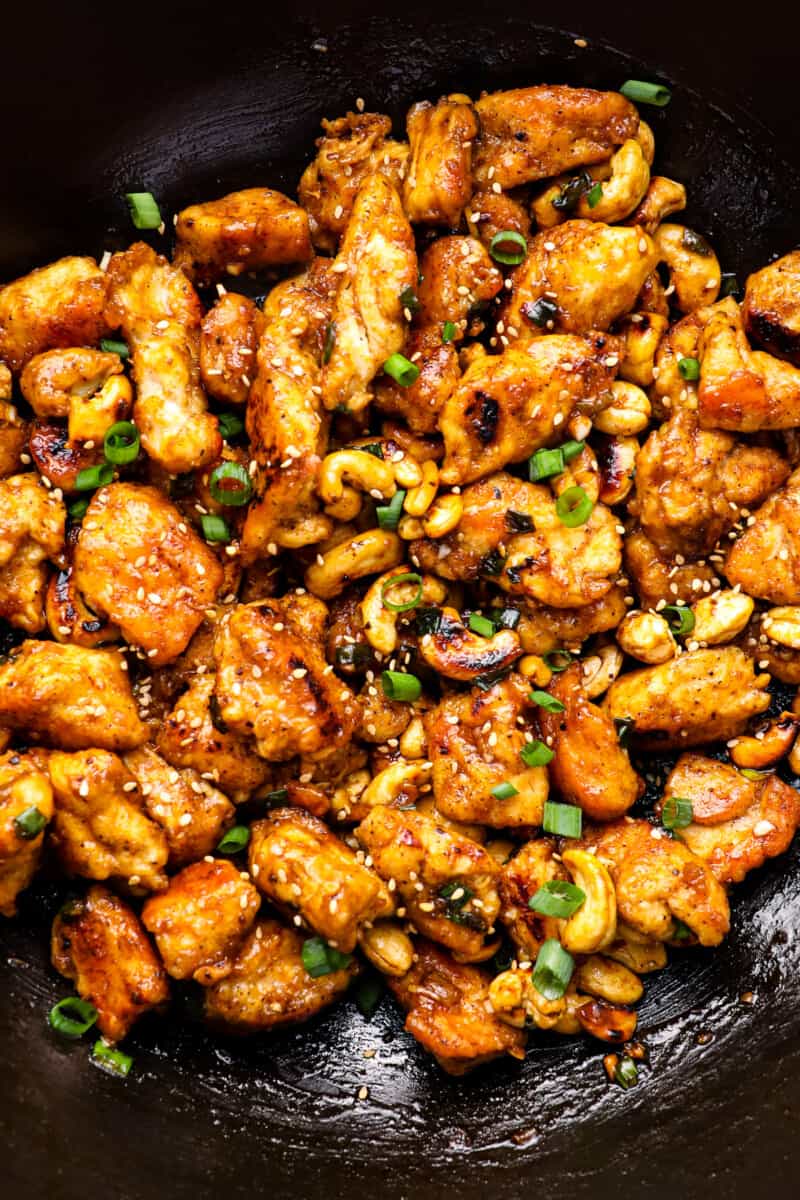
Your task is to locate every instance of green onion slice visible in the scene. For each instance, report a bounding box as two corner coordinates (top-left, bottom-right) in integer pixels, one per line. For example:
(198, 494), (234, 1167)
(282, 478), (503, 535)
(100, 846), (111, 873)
(672, 919), (693, 941)
(125, 191), (162, 230)
(75, 462), (114, 492)
(322, 321), (336, 364)
(556, 485), (594, 528)
(529, 447), (565, 482)
(662, 796), (694, 830)
(302, 936), (353, 978)
(355, 442), (384, 459)
(489, 230), (527, 266)
(49, 996), (98, 1039)
(533, 939), (575, 1000)
(335, 643), (372, 669)
(218, 412), (244, 440)
(490, 781), (519, 801)
(473, 667), (511, 692)
(521, 297), (559, 328)
(662, 604), (695, 636)
(468, 613), (495, 638)
(587, 182), (603, 209)
(528, 880), (586, 919)
(103, 420), (140, 465)
(719, 273), (740, 299)
(200, 513), (231, 543)
(678, 356), (700, 381)
(381, 670), (422, 702)
(615, 1057), (639, 1089)
(68, 497), (90, 521)
(442, 320), (457, 343)
(561, 440), (586, 463)
(399, 286), (420, 312)
(217, 825), (250, 854)
(376, 489), (406, 531)
(529, 690), (566, 714)
(383, 353), (420, 388)
(263, 787), (289, 806)
(13, 805), (47, 839)
(99, 338), (130, 359)
(740, 768), (773, 781)
(355, 971), (384, 1019)
(620, 79), (672, 107)
(543, 649), (573, 673)
(520, 740), (554, 768)
(552, 171), (592, 214)
(91, 1039), (133, 1077)
(209, 461), (253, 507)
(380, 572), (423, 613)
(543, 801), (582, 838)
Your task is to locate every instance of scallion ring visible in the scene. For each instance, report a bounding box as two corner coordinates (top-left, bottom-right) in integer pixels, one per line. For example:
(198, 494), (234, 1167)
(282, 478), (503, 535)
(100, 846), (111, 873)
(678, 356), (700, 381)
(529, 447), (565, 482)
(662, 796), (694, 830)
(555, 485), (594, 528)
(75, 462), (114, 492)
(13, 805), (47, 840)
(217, 825), (250, 854)
(376, 490), (406, 531)
(442, 320), (457, 343)
(489, 230), (527, 266)
(99, 338), (130, 358)
(542, 801), (583, 838)
(383, 353), (420, 388)
(615, 1057), (639, 1089)
(587, 182), (603, 209)
(468, 613), (495, 638)
(49, 996), (98, 1039)
(543, 649), (573, 673)
(533, 939), (575, 1001)
(209, 461), (253, 507)
(490, 781), (519, 801)
(662, 604), (695, 636)
(519, 739), (554, 768)
(125, 191), (162, 230)
(381, 670), (422, 702)
(528, 880), (586, 919)
(302, 936), (353, 978)
(217, 412), (244, 440)
(91, 1039), (134, 1077)
(528, 690), (565, 714)
(103, 420), (140, 465)
(620, 79), (672, 107)
(380, 572), (423, 613)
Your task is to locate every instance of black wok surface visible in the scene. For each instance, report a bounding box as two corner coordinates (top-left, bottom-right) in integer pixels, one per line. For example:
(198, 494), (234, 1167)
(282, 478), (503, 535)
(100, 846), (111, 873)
(3, 4), (800, 1197)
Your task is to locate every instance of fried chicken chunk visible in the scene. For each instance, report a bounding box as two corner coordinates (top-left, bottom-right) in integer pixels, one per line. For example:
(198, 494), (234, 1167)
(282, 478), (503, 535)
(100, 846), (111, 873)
(583, 818), (730, 946)
(538, 665), (642, 820)
(623, 528), (718, 611)
(73, 483), (223, 666)
(425, 675), (548, 827)
(213, 598), (357, 762)
(0, 751), (54, 916)
(204, 916), (357, 1033)
(389, 940), (526, 1074)
(743, 250), (800, 365)
(0, 256), (108, 372)
(20, 347), (123, 422)
(356, 805), (500, 962)
(415, 235), (503, 331)
(404, 94), (477, 226)
(0, 474), (65, 632)
(498, 839), (566, 961)
(725, 467), (800, 604)
(200, 292), (264, 405)
(51, 885), (169, 1042)
(0, 642), (147, 751)
(142, 859), (260, 984)
(473, 85), (637, 189)
(249, 807), (393, 952)
(373, 325), (460, 434)
(174, 188), (312, 284)
(48, 749), (168, 890)
(603, 647), (771, 750)
(0, 398), (28, 479)
(104, 242), (221, 473)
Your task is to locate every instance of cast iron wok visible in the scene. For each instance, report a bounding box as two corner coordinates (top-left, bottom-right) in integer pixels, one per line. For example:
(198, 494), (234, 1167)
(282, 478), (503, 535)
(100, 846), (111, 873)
(2, 4), (800, 1197)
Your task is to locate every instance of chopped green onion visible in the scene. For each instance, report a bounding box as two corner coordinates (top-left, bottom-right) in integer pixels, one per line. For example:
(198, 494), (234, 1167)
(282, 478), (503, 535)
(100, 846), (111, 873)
(682, 228), (712, 256)
(505, 509), (534, 533)
(489, 230), (528, 266)
(49, 996), (98, 1039)
(719, 273), (740, 299)
(355, 971), (384, 1018)
(529, 690), (565, 714)
(75, 462), (114, 492)
(383, 353), (420, 388)
(678, 356), (700, 381)
(380, 572), (423, 613)
(125, 191), (162, 230)
(740, 768), (773, 780)
(552, 171), (592, 214)
(263, 787), (289, 806)
(587, 182), (603, 209)
(322, 321), (336, 364)
(218, 412), (244, 440)
(528, 880), (586, 919)
(561, 440), (586, 463)
(543, 801), (582, 838)
(200, 513), (231, 542)
(376, 489), (407, 531)
(209, 461), (253, 507)
(662, 796), (694, 830)
(438, 881), (479, 926)
(91, 1039), (133, 1077)
(399, 286), (419, 313)
(381, 670), (422, 702)
(491, 781), (519, 801)
(620, 79), (672, 107)
(103, 420), (140, 465)
(529, 447), (565, 482)
(415, 606), (443, 636)
(533, 939), (575, 1000)
(556, 485), (594, 528)
(68, 497), (90, 521)
(672, 919), (693, 941)
(355, 442), (384, 459)
(520, 740), (554, 768)
(99, 338), (129, 358)
(615, 1057), (639, 1089)
(335, 643), (372, 669)
(614, 717), (635, 747)
(442, 320), (457, 343)
(662, 604), (695, 636)
(521, 297), (559, 327)
(543, 649), (573, 673)
(217, 825), (250, 854)
(13, 805), (47, 840)
(468, 613), (495, 638)
(301, 936), (353, 978)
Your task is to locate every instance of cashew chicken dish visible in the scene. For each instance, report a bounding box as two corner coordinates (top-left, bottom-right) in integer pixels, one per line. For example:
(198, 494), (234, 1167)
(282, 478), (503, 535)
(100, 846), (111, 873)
(3, 76), (800, 1089)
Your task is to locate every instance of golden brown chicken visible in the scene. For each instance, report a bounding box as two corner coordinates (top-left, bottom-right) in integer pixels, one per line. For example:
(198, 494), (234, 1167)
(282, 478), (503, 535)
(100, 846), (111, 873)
(404, 95), (477, 226)
(725, 466), (800, 603)
(0, 751), (54, 916)
(0, 398), (28, 480)
(20, 347), (124, 426)
(200, 292), (264, 405)
(498, 838), (566, 961)
(373, 325), (460, 434)
(415, 235), (503, 332)
(742, 250), (800, 365)
(0, 473), (65, 632)
(0, 256), (109, 372)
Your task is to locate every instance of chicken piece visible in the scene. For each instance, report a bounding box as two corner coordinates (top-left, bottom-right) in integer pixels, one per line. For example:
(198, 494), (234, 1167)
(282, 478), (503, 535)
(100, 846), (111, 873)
(51, 885), (169, 1042)
(174, 188), (312, 285)
(517, 589), (628, 655)
(663, 754), (800, 885)
(466, 190), (531, 251)
(0, 400), (28, 479)
(743, 250), (800, 365)
(45, 551), (121, 648)
(373, 325), (460, 434)
(504, 221), (657, 341)
(200, 292), (264, 405)
(649, 304), (711, 415)
(474, 85), (637, 190)
(356, 805), (500, 962)
(624, 529), (719, 611)
(438, 336), (619, 485)
(155, 674), (271, 801)
(213, 598), (357, 762)
(404, 94), (477, 226)
(582, 818), (730, 946)
(0, 751), (54, 916)
(48, 749), (168, 890)
(630, 409), (789, 559)
(321, 174), (417, 414)
(0, 474), (65, 632)
(538, 665), (642, 820)
(410, 471), (528, 580)
(204, 916), (356, 1033)
(415, 236), (503, 332)
(104, 242), (220, 473)
(425, 675), (548, 827)
(0, 256), (108, 373)
(498, 839), (566, 961)
(388, 940), (526, 1074)
(0, 363), (11, 399)
(298, 111), (410, 252)
(19, 347), (124, 436)
(249, 807), (393, 952)
(73, 483), (223, 666)
(123, 745), (234, 867)
(241, 261), (336, 559)
(28, 423), (105, 495)
(603, 647), (771, 750)
(725, 467), (800, 604)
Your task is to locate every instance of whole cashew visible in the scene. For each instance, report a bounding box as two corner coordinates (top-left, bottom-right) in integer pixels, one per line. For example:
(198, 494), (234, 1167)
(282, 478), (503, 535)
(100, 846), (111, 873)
(275, 512), (334, 549)
(361, 566), (447, 655)
(580, 643), (624, 699)
(560, 848), (618, 955)
(575, 139), (650, 224)
(728, 712), (800, 769)
(655, 223), (721, 313)
(358, 920), (414, 976)
(762, 606), (800, 650)
(398, 715), (427, 759)
(418, 606), (522, 680)
(605, 922), (667, 973)
(489, 968), (566, 1031)
(319, 448), (397, 520)
(618, 312), (669, 387)
(593, 380), (651, 436)
(628, 176), (687, 234)
(691, 590), (754, 645)
(422, 494), (464, 538)
(304, 529), (404, 599)
(616, 610), (677, 664)
(404, 459), (439, 517)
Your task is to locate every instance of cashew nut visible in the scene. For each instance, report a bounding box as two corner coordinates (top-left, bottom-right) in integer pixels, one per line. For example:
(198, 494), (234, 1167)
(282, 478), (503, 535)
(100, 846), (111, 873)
(358, 920), (414, 977)
(580, 643), (624, 699)
(304, 529), (404, 599)
(319, 449), (397, 520)
(403, 459), (439, 517)
(593, 380), (651, 436)
(728, 712), (800, 769)
(329, 768), (371, 822)
(275, 512), (334, 549)
(618, 311), (669, 387)
(397, 514), (425, 540)
(392, 453), (424, 489)
(597, 436), (638, 507)
(68, 374), (134, 444)
(691, 590), (754, 646)
(636, 120), (656, 166)
(560, 848), (617, 955)
(361, 566), (447, 655)
(762, 606), (800, 650)
(421, 494), (464, 538)
(418, 606), (522, 680)
(574, 955), (643, 1005)
(605, 923), (667, 973)
(616, 610), (677, 664)
(628, 176), (687, 234)
(489, 968), (566, 1031)
(655, 223), (721, 313)
(398, 715), (427, 759)
(576, 139), (650, 224)
(517, 654), (553, 687)
(361, 759), (432, 810)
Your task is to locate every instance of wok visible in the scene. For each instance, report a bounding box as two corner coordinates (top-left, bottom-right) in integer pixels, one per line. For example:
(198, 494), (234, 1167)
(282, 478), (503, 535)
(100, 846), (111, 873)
(2, 2), (800, 1197)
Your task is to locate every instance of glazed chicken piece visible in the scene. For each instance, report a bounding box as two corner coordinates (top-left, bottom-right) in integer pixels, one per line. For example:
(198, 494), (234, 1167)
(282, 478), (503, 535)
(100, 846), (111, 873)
(404, 94), (477, 226)
(538, 665), (642, 820)
(0, 255), (108, 372)
(45, 548), (121, 648)
(142, 859), (260, 984)
(517, 589), (627, 656)
(0, 474), (65, 632)
(410, 471), (530, 581)
(0, 397), (28, 479)
(742, 250), (800, 365)
(624, 528), (719, 611)
(321, 173), (417, 414)
(414, 235), (503, 332)
(0, 641), (147, 751)
(388, 939), (526, 1074)
(104, 242), (221, 473)
(424, 675), (549, 827)
(204, 916), (357, 1033)
(373, 325), (460, 434)
(649, 304), (711, 414)
(603, 647), (771, 750)
(663, 754), (800, 885)
(173, 187), (312, 285)
(20, 347), (124, 429)
(48, 749), (168, 890)
(213, 597), (357, 762)
(51, 885), (169, 1043)
(498, 839), (567, 962)
(725, 467), (800, 604)
(466, 189), (532, 251)
(28, 423), (106, 495)
(583, 818), (730, 946)
(73, 483), (223, 666)
(356, 805), (500, 962)
(473, 84), (638, 189)
(200, 292), (264, 405)
(0, 751), (54, 916)
(298, 111), (409, 252)
(248, 807), (394, 952)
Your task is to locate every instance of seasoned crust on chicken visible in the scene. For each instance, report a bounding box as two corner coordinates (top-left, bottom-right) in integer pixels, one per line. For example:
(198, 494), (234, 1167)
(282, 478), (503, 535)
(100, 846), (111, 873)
(0, 641), (147, 751)
(73, 483), (223, 666)
(0, 474), (65, 632)
(0, 751), (54, 916)
(498, 838), (566, 961)
(742, 250), (800, 365)
(51, 885), (169, 1042)
(725, 466), (800, 604)
(373, 325), (460, 434)
(623, 528), (718, 611)
(0, 256), (109, 373)
(388, 939), (526, 1074)
(404, 95), (477, 226)
(20, 347), (123, 422)
(467, 189), (532, 250)
(200, 292), (264, 405)
(415, 235), (503, 331)
(0, 399), (28, 479)
(410, 471), (529, 580)
(517, 589), (627, 655)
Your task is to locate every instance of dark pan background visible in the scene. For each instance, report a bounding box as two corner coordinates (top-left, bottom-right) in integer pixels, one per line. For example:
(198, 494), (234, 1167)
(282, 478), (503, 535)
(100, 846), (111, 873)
(3, 3), (800, 1197)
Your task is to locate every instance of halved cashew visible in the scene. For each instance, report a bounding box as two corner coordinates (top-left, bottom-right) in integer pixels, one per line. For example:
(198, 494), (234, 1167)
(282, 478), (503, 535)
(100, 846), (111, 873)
(560, 848), (617, 955)
(319, 449), (397, 520)
(691, 590), (754, 645)
(636, 120), (655, 166)
(655, 223), (721, 312)
(361, 759), (432, 810)
(404, 459), (439, 517)
(276, 512), (334, 549)
(422, 494), (463, 538)
(418, 606), (521, 680)
(576, 139), (650, 224)
(68, 374), (134, 444)
(358, 920), (414, 977)
(518, 654), (553, 687)
(606, 923), (667, 974)
(304, 529), (403, 599)
(399, 715), (427, 759)
(728, 712), (800, 769)
(489, 968), (566, 1031)
(628, 176), (687, 234)
(597, 436), (638, 507)
(330, 768), (371, 821)
(392, 453), (424, 489)
(397, 514), (425, 540)
(762, 606), (800, 650)
(618, 312), (669, 387)
(581, 643), (624, 699)
(574, 955), (643, 1005)
(361, 566), (447, 655)
(616, 611), (677, 664)
(594, 381), (651, 436)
